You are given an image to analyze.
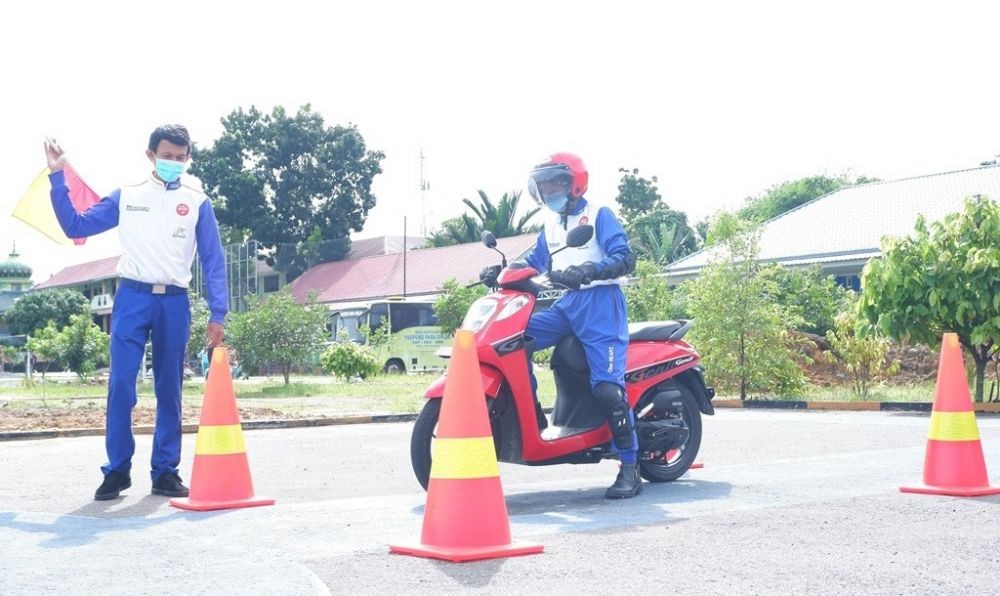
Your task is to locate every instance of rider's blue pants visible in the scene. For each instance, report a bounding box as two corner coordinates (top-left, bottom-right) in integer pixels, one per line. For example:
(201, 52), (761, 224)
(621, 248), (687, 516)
(526, 284), (637, 463)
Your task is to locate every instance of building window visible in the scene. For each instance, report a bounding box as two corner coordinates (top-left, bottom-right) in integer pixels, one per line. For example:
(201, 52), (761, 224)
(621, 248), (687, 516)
(834, 275), (861, 292)
(263, 275), (280, 293)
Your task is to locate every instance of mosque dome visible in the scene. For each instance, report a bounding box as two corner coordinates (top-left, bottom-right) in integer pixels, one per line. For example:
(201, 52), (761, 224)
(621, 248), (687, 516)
(0, 244), (32, 280)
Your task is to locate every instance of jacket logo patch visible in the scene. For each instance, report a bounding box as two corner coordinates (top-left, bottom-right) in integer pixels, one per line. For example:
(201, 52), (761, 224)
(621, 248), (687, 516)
(125, 205), (150, 212)
(172, 227), (187, 239)
(176, 203), (190, 216)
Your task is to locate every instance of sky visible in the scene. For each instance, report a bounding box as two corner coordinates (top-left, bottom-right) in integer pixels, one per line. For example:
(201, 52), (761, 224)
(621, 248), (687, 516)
(2, 0), (999, 283)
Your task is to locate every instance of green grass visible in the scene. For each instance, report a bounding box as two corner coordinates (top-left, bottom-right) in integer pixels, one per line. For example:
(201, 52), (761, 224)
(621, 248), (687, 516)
(0, 373), (937, 419)
(710, 382), (937, 402)
(798, 382), (935, 403)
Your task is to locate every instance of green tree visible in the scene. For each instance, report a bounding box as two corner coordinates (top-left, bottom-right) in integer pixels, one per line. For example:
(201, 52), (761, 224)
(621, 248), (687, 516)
(623, 260), (687, 322)
(227, 289), (329, 385)
(826, 302), (898, 397)
(616, 167), (662, 221)
(57, 314), (110, 379)
(433, 279), (488, 336)
(615, 168), (698, 264)
(0, 344), (16, 373)
(861, 196), (1000, 402)
(761, 265), (850, 335)
(685, 212), (806, 399)
(3, 288), (88, 336)
(737, 174), (878, 224)
(26, 322), (62, 379)
(190, 104), (385, 280)
(627, 206), (699, 265)
(187, 298), (211, 363)
(426, 190), (540, 246)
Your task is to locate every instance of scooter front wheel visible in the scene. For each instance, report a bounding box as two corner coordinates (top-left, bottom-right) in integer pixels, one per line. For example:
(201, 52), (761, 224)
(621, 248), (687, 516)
(410, 399), (441, 490)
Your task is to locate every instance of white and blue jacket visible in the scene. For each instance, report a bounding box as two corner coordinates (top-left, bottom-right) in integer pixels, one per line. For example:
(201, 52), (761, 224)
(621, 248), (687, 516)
(49, 171), (228, 324)
(522, 198), (633, 289)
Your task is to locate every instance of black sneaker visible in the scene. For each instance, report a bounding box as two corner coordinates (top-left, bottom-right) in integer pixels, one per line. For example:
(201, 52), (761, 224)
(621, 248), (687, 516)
(151, 472), (189, 497)
(605, 463), (643, 499)
(94, 471), (132, 501)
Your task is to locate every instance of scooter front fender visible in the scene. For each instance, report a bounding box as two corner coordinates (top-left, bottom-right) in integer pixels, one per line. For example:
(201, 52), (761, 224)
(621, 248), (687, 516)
(423, 364), (505, 400)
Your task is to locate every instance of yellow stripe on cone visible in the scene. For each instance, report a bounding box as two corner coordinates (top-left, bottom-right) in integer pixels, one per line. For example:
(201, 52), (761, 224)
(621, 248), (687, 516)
(194, 424), (247, 456)
(430, 437), (500, 479)
(927, 411), (980, 442)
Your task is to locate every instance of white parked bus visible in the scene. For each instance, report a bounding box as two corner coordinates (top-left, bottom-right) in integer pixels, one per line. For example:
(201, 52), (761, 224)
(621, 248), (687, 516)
(330, 297), (449, 374)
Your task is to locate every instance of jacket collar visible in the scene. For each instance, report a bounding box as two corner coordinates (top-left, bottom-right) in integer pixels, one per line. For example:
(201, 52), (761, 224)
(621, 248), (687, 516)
(150, 173), (182, 191)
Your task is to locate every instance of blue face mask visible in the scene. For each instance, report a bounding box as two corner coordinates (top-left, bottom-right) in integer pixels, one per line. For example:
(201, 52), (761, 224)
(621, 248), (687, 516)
(544, 193), (570, 214)
(155, 158), (187, 182)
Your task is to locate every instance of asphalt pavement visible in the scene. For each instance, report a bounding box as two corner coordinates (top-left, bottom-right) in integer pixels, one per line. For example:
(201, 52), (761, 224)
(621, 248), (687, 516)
(1, 409), (999, 595)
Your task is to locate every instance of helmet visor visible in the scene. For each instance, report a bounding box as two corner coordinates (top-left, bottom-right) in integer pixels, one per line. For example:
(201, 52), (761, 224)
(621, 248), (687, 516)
(527, 164), (574, 205)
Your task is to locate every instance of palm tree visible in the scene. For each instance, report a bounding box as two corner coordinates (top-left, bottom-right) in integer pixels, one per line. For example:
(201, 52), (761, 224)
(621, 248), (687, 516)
(425, 190), (541, 246)
(627, 207), (699, 265)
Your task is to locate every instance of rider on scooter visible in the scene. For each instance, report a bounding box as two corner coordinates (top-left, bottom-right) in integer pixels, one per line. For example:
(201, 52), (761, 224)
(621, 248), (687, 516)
(480, 152), (640, 498)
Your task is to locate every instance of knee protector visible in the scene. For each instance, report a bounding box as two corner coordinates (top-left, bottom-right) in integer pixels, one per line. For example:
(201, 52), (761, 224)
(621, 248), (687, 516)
(595, 382), (635, 451)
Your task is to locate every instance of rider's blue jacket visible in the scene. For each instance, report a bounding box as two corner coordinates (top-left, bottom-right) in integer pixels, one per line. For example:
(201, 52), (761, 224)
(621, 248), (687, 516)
(521, 198), (634, 286)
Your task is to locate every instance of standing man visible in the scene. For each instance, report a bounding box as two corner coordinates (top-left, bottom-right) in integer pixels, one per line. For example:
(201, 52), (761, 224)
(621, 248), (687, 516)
(45, 125), (227, 500)
(480, 152), (640, 498)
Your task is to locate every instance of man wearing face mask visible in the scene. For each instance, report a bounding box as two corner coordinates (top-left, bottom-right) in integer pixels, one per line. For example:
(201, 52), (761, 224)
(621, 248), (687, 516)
(479, 152), (640, 498)
(45, 124), (227, 501)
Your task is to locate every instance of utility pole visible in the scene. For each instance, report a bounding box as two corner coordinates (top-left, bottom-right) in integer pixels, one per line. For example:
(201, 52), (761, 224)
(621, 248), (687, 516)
(403, 216), (408, 298)
(420, 148), (430, 237)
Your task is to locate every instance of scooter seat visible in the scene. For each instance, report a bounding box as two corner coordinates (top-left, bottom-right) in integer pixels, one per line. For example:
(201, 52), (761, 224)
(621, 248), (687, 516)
(628, 320), (690, 341)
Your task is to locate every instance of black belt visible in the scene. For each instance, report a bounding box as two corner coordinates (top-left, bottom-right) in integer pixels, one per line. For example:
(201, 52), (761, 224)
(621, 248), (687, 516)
(120, 278), (188, 295)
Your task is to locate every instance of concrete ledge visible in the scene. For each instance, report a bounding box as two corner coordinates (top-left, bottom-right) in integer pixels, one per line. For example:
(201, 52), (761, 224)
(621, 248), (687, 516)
(1, 403), (997, 442)
(806, 401), (881, 411)
(714, 399), (1000, 413)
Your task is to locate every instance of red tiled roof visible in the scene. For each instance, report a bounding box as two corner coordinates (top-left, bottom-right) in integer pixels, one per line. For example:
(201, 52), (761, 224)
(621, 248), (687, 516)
(348, 235), (427, 259)
(33, 256), (120, 290)
(291, 234), (538, 304)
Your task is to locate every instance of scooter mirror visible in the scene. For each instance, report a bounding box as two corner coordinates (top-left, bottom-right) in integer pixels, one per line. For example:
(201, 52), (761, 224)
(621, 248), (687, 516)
(566, 224), (594, 248)
(481, 231), (498, 249)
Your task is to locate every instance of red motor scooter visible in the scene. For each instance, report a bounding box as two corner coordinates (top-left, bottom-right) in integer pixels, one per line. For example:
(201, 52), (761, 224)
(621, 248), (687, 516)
(410, 224), (715, 490)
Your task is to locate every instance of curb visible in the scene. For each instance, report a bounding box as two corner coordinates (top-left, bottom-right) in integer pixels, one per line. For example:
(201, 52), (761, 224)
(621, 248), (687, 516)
(713, 399), (1000, 413)
(3, 401), (1000, 443)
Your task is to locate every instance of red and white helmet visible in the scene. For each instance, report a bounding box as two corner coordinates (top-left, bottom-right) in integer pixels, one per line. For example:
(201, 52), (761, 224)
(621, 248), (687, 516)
(528, 152), (588, 213)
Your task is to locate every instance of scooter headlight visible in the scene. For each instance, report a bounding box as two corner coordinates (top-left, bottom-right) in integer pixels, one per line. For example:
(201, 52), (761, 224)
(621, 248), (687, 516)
(461, 297), (498, 332)
(496, 294), (530, 321)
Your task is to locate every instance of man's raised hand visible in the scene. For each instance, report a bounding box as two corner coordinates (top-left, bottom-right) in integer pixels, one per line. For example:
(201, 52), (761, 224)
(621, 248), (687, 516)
(43, 138), (67, 172)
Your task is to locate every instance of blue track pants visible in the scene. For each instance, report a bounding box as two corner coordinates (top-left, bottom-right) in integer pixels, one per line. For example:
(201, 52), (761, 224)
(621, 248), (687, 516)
(102, 285), (191, 480)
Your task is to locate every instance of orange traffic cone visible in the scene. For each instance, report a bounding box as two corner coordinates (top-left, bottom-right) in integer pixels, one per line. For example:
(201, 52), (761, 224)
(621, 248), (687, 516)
(900, 333), (1000, 497)
(390, 330), (543, 562)
(171, 347), (275, 511)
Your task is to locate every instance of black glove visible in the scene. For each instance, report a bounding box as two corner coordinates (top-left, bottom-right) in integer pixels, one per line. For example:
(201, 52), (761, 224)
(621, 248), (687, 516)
(550, 265), (593, 290)
(479, 265), (502, 287)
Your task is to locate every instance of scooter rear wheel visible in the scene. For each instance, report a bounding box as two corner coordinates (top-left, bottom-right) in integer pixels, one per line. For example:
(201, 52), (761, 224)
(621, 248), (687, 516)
(638, 382), (702, 482)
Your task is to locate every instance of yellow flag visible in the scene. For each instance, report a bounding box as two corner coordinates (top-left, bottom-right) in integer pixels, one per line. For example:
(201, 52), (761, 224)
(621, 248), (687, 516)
(12, 165), (100, 246)
(11, 168), (73, 246)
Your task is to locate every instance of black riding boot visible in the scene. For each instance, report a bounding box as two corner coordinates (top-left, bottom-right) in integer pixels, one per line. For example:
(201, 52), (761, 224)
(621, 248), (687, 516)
(605, 463), (642, 499)
(534, 400), (548, 431)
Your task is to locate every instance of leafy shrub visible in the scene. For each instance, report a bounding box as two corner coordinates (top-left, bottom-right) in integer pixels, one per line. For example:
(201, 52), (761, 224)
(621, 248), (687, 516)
(321, 341), (382, 382)
(826, 304), (899, 397)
